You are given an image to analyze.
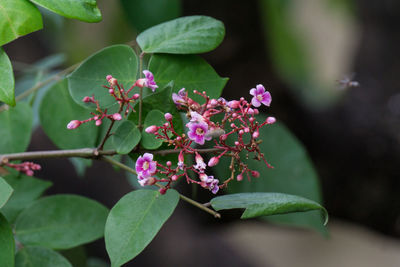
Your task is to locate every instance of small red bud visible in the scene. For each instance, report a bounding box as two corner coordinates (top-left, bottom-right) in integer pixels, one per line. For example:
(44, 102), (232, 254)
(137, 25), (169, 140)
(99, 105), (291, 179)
(164, 113), (173, 121)
(237, 174), (243, 181)
(266, 116), (276, 124)
(254, 109), (259, 115)
(239, 130), (244, 135)
(171, 175), (178, 181)
(220, 134), (227, 141)
(145, 125), (158, 133)
(208, 157), (219, 167)
(244, 127), (250, 133)
(112, 113), (122, 121)
(106, 75), (113, 81)
(132, 94), (140, 99)
(67, 120), (81, 130)
(249, 117), (255, 122)
(159, 187), (167, 195)
(82, 96), (92, 103)
(109, 89), (114, 94)
(95, 120), (102, 126)
(251, 170), (260, 178)
(166, 161), (172, 167)
(234, 141), (240, 146)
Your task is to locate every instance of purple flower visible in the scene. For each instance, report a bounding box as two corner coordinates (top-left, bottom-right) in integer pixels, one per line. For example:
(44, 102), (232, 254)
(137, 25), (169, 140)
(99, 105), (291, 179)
(135, 153), (157, 178)
(199, 174), (219, 194)
(172, 88), (187, 105)
(186, 121), (211, 145)
(194, 152), (206, 172)
(250, 84), (271, 107)
(189, 111), (205, 123)
(137, 70), (158, 92)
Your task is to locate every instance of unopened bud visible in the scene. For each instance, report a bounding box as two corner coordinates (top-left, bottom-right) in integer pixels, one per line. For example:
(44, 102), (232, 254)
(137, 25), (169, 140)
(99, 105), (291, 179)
(234, 141), (240, 146)
(166, 161), (172, 167)
(109, 89), (114, 94)
(82, 96), (92, 103)
(208, 157), (219, 167)
(244, 127), (250, 133)
(210, 99), (218, 107)
(112, 113), (122, 121)
(171, 175), (178, 181)
(136, 78), (146, 88)
(164, 113), (173, 121)
(251, 170), (260, 178)
(254, 109), (259, 115)
(106, 75), (113, 81)
(145, 125), (158, 133)
(266, 116), (276, 124)
(159, 187), (167, 195)
(252, 130), (259, 139)
(67, 120), (81, 130)
(247, 108), (254, 115)
(95, 120), (102, 126)
(132, 94), (140, 99)
(220, 134), (227, 141)
(237, 174), (243, 181)
(228, 100), (240, 109)
(239, 130), (244, 135)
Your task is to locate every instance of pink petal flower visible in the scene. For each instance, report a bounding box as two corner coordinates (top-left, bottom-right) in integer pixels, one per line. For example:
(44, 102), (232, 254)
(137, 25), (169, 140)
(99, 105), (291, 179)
(249, 84), (272, 107)
(135, 153), (157, 178)
(186, 122), (211, 145)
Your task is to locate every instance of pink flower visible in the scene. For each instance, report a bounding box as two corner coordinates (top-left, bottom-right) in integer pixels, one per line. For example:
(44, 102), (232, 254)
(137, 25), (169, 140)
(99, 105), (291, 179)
(137, 175), (155, 187)
(135, 153), (157, 178)
(250, 84), (271, 107)
(112, 113), (122, 121)
(164, 113), (173, 121)
(178, 150), (184, 170)
(186, 121), (211, 145)
(194, 152), (206, 172)
(172, 88), (187, 106)
(67, 120), (81, 129)
(137, 70), (158, 92)
(145, 125), (158, 133)
(189, 111), (206, 123)
(199, 174), (219, 194)
(208, 157), (219, 167)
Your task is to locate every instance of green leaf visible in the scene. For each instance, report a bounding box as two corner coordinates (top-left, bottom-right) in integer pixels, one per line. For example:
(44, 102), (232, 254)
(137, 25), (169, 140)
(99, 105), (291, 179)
(149, 54), (228, 102)
(120, 0), (181, 32)
(0, 177), (13, 209)
(141, 109), (164, 149)
(68, 45), (138, 109)
(15, 194), (109, 249)
(0, 213), (14, 267)
(112, 120), (141, 154)
(137, 15), (225, 54)
(39, 79), (100, 150)
(0, 0), (43, 46)
(15, 246), (72, 267)
(1, 174), (51, 223)
(30, 0), (102, 23)
(211, 192), (328, 224)
(105, 189), (179, 266)
(128, 82), (183, 135)
(0, 49), (15, 106)
(215, 118), (326, 234)
(0, 102), (33, 153)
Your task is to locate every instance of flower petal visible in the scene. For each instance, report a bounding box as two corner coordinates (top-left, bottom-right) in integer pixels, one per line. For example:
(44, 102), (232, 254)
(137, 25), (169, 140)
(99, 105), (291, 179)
(251, 97), (261, 107)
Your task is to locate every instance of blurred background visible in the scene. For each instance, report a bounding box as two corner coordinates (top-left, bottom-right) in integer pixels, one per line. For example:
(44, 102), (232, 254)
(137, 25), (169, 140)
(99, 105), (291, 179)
(4, 0), (400, 266)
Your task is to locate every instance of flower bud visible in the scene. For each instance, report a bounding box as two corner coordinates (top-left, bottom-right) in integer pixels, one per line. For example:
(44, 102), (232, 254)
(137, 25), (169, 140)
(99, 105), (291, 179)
(234, 141), (240, 146)
(247, 108), (254, 115)
(106, 75), (113, 81)
(136, 78), (146, 88)
(266, 116), (276, 124)
(112, 113), (122, 121)
(159, 187), (167, 195)
(251, 170), (260, 178)
(220, 134), (227, 141)
(237, 174), (243, 181)
(132, 94), (140, 99)
(208, 157), (219, 167)
(252, 130), (259, 139)
(164, 113), (173, 121)
(109, 89), (114, 94)
(145, 125), (158, 133)
(166, 161), (172, 167)
(254, 109), (259, 115)
(82, 96), (92, 103)
(228, 100), (240, 109)
(171, 175), (178, 181)
(210, 99), (218, 107)
(239, 130), (244, 135)
(95, 120), (102, 126)
(67, 120), (81, 130)
(178, 151), (184, 170)
(244, 127), (250, 133)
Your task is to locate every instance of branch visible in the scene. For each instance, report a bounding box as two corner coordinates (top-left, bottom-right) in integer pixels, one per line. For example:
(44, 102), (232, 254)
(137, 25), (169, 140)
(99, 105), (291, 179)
(146, 147), (224, 156)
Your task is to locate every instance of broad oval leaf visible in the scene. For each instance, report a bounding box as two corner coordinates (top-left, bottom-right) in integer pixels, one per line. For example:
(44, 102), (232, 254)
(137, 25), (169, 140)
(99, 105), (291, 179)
(0, 177), (13, 209)
(68, 45), (138, 109)
(149, 54), (228, 102)
(105, 189), (179, 266)
(15, 246), (72, 267)
(0, 102), (33, 153)
(211, 192), (328, 225)
(15, 194), (109, 249)
(0, 0), (43, 46)
(137, 15), (225, 54)
(1, 174), (51, 223)
(39, 79), (100, 150)
(141, 109), (165, 149)
(0, 49), (15, 106)
(30, 0), (102, 23)
(112, 120), (141, 154)
(215, 118), (326, 234)
(0, 213), (14, 267)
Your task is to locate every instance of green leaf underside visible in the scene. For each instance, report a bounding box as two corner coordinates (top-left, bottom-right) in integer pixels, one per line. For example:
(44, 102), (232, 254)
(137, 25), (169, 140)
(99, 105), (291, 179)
(0, 177), (13, 209)
(1, 174), (52, 223)
(0, 102), (33, 154)
(30, 0), (102, 23)
(137, 15), (225, 54)
(0, 48), (15, 106)
(211, 192), (328, 225)
(112, 120), (141, 154)
(128, 81), (184, 135)
(0, 0), (43, 46)
(39, 79), (100, 150)
(215, 117), (327, 234)
(15, 194), (109, 249)
(149, 54), (228, 102)
(68, 45), (138, 109)
(0, 213), (14, 267)
(15, 246), (72, 267)
(141, 109), (165, 149)
(120, 0), (181, 33)
(105, 189), (179, 267)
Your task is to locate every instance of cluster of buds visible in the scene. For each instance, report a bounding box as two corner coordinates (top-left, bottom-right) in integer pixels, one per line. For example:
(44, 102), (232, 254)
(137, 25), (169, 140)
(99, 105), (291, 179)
(138, 84), (276, 195)
(67, 70), (157, 130)
(3, 161), (41, 176)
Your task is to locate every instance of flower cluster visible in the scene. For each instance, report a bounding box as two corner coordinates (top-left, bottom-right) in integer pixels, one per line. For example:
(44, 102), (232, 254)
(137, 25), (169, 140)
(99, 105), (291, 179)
(67, 70), (156, 130)
(3, 161), (41, 176)
(138, 84), (275, 194)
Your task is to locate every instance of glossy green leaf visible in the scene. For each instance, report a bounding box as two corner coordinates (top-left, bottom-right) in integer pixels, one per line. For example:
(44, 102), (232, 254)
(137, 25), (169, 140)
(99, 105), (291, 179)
(120, 0), (181, 32)
(1, 174), (51, 223)
(0, 213), (14, 267)
(0, 49), (15, 106)
(137, 15), (225, 54)
(215, 118), (326, 234)
(105, 189), (179, 266)
(15, 246), (72, 267)
(128, 82), (183, 135)
(0, 0), (43, 46)
(30, 0), (101, 23)
(0, 102), (33, 153)
(141, 109), (164, 149)
(112, 120), (141, 154)
(211, 192), (328, 224)
(15, 194), (109, 249)
(39, 79), (100, 150)
(149, 54), (228, 102)
(0, 177), (13, 209)
(68, 45), (138, 109)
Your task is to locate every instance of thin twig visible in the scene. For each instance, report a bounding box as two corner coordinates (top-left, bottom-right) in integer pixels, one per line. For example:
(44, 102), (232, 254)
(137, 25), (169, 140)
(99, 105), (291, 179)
(137, 52), (145, 130)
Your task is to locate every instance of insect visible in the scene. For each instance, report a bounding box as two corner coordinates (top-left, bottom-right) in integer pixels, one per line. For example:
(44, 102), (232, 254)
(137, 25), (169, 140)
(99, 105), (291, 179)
(337, 73), (360, 90)
(205, 127), (225, 139)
